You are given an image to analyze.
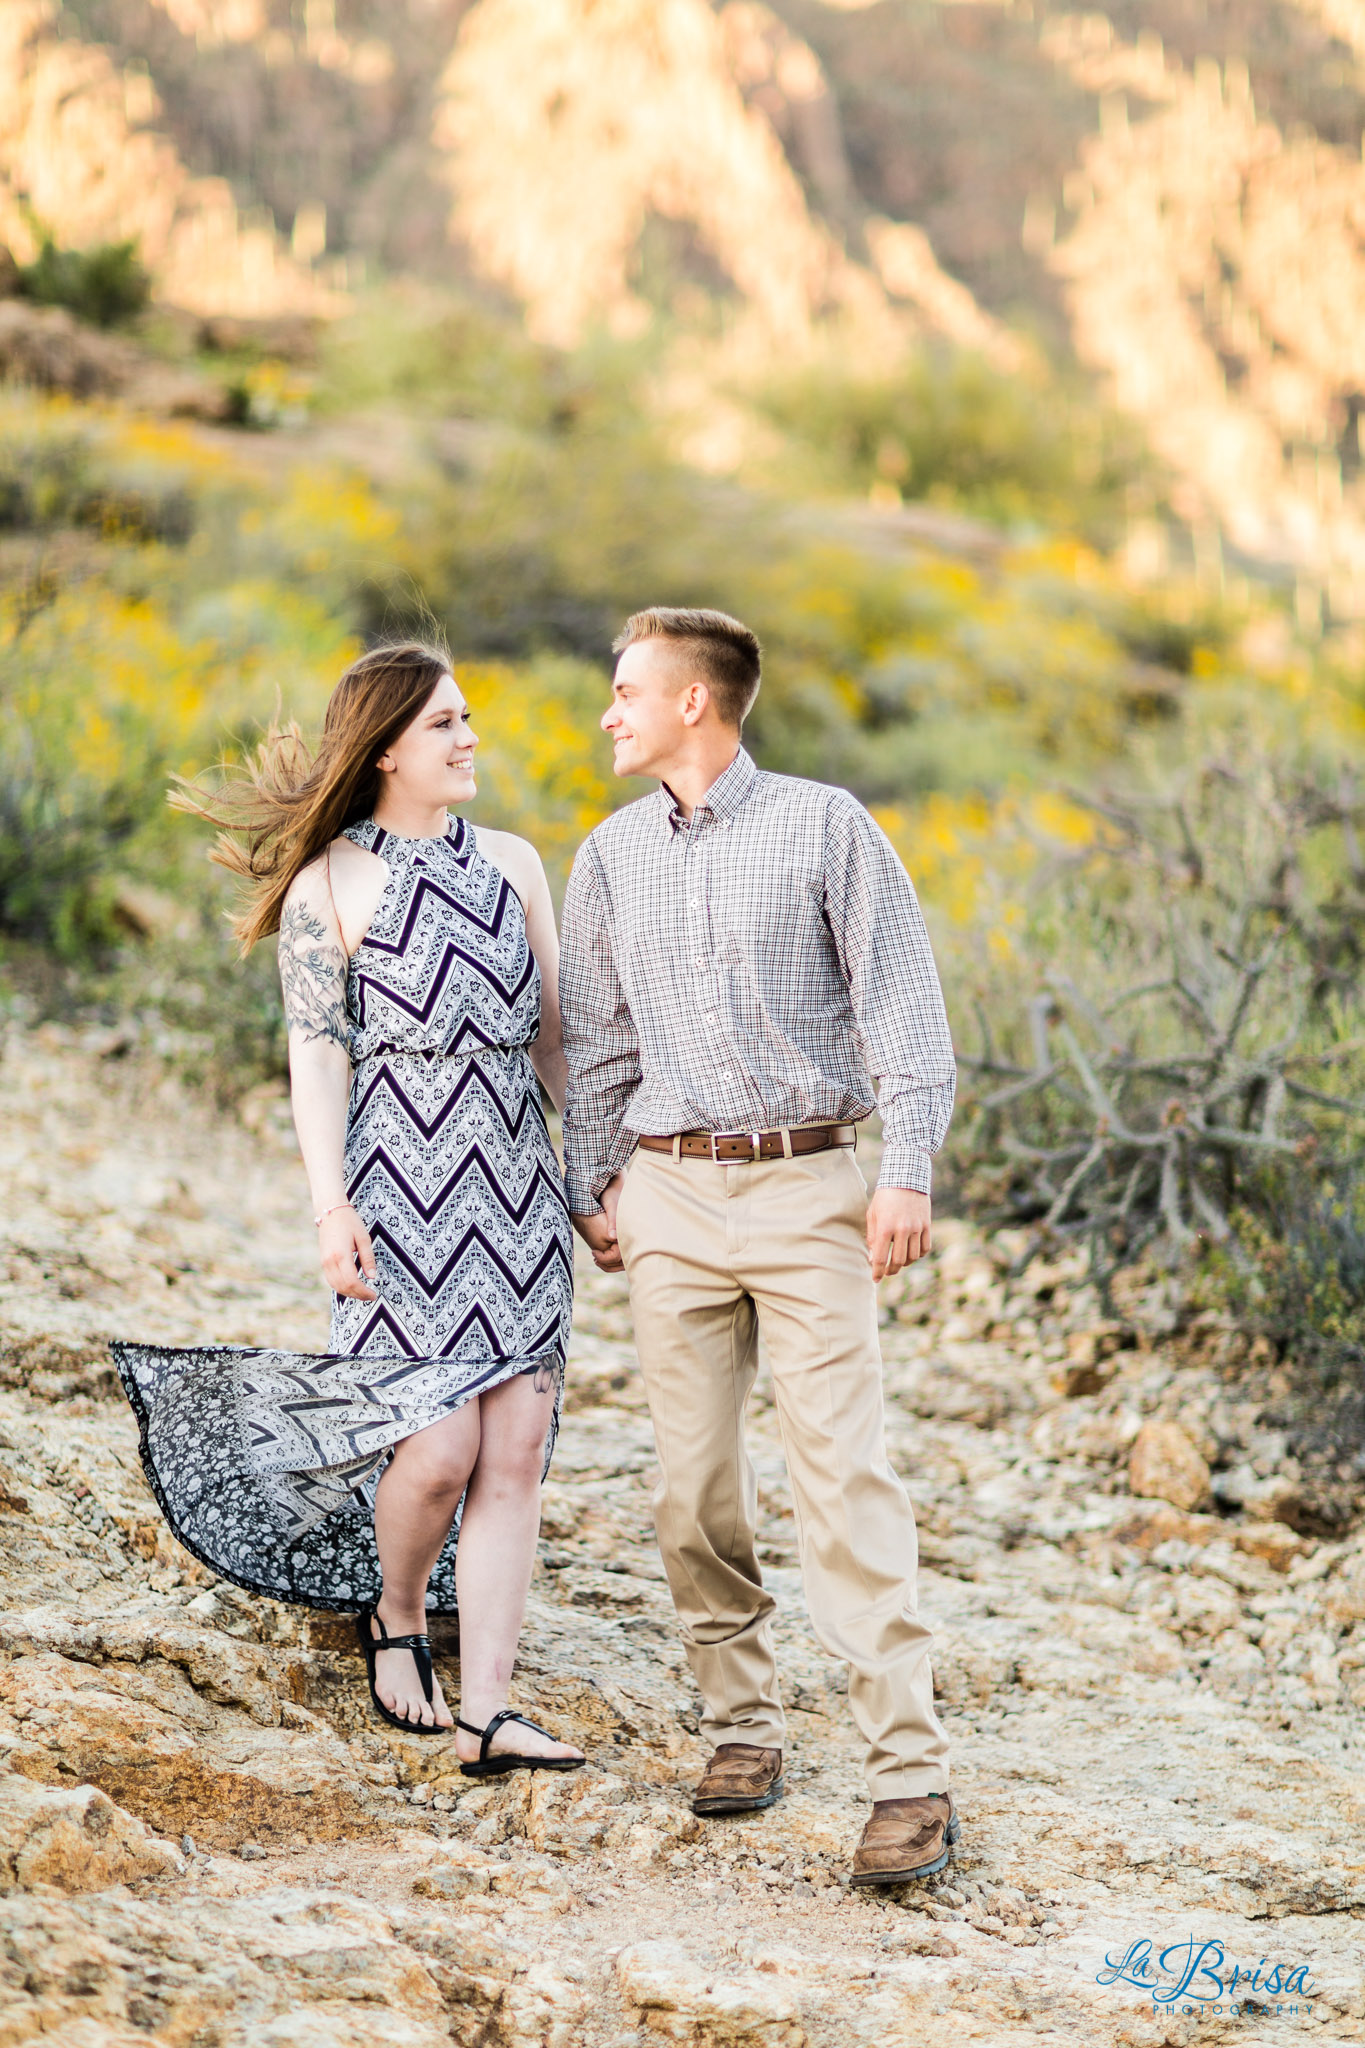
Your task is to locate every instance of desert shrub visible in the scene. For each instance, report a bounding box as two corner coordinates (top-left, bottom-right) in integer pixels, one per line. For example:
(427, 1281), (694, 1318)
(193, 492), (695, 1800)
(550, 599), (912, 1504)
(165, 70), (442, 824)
(401, 383), (750, 664)
(0, 560), (354, 956)
(315, 290), (560, 425)
(0, 772), (142, 951)
(1103, 587), (1229, 675)
(402, 399), (1180, 801)
(0, 401), (214, 543)
(0, 589), (204, 948)
(237, 463), (403, 624)
(745, 348), (1146, 537)
(0, 320), (1299, 1091)
(306, 293), (1203, 797)
(333, 303), (1192, 801)
(18, 238), (151, 329)
(0, 405), (97, 531)
(1228, 1176), (1365, 1379)
(945, 742), (1365, 1294)
(72, 480), (195, 546)
(1197, 1172), (1365, 1499)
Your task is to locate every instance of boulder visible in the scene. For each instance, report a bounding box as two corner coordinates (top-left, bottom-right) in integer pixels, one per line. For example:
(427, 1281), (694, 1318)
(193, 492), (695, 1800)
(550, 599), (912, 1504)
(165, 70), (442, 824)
(109, 879), (199, 943)
(1128, 1421), (1211, 1511)
(0, 1649), (372, 1850)
(1324, 1552), (1365, 1628)
(0, 1770), (182, 1891)
(197, 311), (322, 362)
(0, 298), (235, 416)
(0, 298), (137, 395)
(617, 1939), (804, 2045)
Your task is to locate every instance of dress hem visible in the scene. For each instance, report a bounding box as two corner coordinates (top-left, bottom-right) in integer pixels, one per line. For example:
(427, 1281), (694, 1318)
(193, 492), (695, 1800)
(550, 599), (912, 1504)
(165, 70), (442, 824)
(110, 1341), (560, 1617)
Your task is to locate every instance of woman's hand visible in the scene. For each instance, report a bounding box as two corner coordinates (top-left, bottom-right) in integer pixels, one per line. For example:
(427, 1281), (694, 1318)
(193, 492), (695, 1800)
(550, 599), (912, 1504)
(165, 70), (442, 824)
(319, 1206), (379, 1300)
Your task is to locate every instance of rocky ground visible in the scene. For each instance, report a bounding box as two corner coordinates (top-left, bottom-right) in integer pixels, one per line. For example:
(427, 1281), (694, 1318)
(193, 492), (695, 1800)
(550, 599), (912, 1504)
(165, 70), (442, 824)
(0, 1020), (1362, 2047)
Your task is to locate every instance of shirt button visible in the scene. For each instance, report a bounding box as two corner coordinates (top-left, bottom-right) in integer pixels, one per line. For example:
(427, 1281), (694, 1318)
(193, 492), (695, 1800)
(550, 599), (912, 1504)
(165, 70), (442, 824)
(721, 1070), (733, 1081)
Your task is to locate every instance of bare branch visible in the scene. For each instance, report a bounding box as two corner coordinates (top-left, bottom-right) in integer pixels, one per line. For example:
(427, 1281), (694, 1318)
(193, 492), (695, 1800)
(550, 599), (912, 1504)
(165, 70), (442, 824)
(971, 995), (998, 1069)
(1055, 1021), (1135, 1137)
(1043, 1136), (1107, 1229)
(1159, 1140), (1191, 1245)
(1027, 993), (1054, 1074)
(957, 749), (1359, 1276)
(1190, 1178), (1232, 1242)
(1102, 976), (1179, 1014)
(1284, 1079), (1365, 1118)
(975, 1068), (1062, 1112)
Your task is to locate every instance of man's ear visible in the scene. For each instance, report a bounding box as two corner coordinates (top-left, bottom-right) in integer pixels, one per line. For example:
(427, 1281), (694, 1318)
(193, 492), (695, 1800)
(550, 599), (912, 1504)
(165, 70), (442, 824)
(679, 680), (711, 728)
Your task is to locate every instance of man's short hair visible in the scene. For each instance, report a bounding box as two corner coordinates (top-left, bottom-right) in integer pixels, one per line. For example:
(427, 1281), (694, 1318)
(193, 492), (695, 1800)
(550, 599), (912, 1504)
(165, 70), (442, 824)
(612, 607), (762, 729)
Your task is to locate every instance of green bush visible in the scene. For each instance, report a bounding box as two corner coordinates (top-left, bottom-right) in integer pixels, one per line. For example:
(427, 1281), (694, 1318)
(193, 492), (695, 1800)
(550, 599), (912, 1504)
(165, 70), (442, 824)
(315, 290), (560, 425)
(744, 347), (1147, 538)
(0, 404), (197, 542)
(0, 773), (141, 951)
(1231, 1177), (1365, 1378)
(18, 238), (151, 329)
(1198, 1173), (1365, 1509)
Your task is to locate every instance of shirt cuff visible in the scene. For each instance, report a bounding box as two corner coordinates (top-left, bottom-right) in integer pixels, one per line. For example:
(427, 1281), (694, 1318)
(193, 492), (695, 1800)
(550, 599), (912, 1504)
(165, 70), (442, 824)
(876, 1144), (933, 1196)
(565, 1157), (633, 1215)
(564, 1169), (603, 1216)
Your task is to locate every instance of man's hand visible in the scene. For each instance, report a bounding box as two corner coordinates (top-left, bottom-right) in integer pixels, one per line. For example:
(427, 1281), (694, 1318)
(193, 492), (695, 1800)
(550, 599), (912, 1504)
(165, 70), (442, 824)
(866, 1187), (932, 1281)
(570, 1172), (625, 1272)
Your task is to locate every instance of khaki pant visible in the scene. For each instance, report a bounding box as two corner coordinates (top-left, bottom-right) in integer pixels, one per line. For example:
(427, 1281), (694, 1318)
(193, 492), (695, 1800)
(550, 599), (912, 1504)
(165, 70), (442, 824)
(614, 1143), (948, 1799)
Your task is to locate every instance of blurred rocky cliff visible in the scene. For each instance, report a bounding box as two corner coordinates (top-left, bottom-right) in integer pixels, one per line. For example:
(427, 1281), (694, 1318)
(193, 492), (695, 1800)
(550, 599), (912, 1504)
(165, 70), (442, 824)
(6, 1), (1365, 607)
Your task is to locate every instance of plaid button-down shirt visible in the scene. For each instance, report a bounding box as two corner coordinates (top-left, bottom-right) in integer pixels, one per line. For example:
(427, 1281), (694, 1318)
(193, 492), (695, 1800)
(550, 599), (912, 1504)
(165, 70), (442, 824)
(559, 748), (956, 1214)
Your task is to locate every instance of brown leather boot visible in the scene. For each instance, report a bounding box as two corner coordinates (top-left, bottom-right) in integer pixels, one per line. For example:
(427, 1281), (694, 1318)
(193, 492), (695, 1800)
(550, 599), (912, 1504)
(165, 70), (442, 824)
(691, 1743), (784, 1816)
(850, 1794), (959, 1885)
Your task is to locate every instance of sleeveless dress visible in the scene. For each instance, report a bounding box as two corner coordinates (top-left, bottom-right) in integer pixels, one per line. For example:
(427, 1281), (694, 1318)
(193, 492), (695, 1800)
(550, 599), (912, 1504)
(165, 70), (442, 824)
(112, 814), (573, 1614)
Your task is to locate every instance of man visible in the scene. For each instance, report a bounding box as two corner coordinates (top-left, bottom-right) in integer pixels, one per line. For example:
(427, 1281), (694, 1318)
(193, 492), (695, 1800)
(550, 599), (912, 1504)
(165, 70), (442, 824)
(559, 606), (958, 1884)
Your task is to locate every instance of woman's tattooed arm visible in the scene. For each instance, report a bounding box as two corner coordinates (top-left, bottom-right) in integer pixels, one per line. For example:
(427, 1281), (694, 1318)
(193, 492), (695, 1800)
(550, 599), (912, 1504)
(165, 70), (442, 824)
(279, 898), (350, 1052)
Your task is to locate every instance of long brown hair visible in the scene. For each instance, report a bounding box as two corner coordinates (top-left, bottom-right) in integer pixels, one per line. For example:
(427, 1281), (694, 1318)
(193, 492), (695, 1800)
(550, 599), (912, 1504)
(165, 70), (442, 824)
(174, 639), (453, 949)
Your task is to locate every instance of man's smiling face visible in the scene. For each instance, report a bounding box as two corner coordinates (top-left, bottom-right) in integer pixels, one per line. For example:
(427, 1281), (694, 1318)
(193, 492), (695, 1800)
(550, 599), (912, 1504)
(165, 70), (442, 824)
(601, 638), (695, 779)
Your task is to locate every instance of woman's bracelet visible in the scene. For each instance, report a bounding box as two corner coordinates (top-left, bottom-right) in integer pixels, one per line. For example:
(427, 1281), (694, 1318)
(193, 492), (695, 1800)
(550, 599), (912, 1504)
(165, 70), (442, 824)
(314, 1201), (356, 1227)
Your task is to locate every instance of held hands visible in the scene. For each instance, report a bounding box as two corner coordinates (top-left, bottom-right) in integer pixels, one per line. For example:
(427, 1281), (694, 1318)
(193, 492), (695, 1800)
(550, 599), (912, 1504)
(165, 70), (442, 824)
(318, 1204), (379, 1300)
(573, 1175), (926, 1280)
(571, 1172), (624, 1272)
(866, 1187), (931, 1281)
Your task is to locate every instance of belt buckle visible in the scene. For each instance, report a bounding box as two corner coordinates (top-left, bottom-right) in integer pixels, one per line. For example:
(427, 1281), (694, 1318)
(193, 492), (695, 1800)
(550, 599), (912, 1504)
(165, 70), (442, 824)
(711, 1129), (758, 1163)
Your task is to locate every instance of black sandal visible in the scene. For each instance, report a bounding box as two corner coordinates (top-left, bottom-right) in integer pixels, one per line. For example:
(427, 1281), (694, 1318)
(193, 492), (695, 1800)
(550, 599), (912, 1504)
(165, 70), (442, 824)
(355, 1605), (447, 1735)
(456, 1708), (586, 1778)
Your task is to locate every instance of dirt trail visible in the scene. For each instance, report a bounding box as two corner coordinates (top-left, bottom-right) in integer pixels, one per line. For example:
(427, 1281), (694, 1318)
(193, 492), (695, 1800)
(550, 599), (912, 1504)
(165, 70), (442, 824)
(0, 1021), (1361, 2046)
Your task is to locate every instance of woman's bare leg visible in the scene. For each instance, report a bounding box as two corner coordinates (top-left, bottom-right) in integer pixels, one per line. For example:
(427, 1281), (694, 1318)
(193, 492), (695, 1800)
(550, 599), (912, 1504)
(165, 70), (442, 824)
(452, 1371), (582, 1763)
(371, 1402), (481, 1728)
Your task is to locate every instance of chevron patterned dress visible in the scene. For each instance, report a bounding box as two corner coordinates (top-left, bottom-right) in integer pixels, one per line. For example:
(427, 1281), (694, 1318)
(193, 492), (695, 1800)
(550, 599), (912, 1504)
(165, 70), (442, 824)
(113, 814), (573, 1614)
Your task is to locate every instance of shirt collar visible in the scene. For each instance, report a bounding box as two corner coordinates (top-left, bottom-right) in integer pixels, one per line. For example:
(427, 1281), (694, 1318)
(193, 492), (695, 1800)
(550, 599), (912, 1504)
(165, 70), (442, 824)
(659, 747), (758, 833)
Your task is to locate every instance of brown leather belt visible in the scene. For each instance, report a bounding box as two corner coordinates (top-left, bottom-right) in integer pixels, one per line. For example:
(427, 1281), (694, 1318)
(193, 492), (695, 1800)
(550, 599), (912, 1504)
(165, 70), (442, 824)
(636, 1122), (857, 1165)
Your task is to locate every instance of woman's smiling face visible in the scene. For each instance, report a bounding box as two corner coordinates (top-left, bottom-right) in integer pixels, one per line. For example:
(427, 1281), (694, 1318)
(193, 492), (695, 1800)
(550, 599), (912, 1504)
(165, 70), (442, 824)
(377, 672), (478, 808)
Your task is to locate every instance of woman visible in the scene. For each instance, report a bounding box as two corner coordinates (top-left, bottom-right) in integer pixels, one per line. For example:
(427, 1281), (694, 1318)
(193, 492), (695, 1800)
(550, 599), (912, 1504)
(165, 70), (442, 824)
(114, 641), (582, 1771)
